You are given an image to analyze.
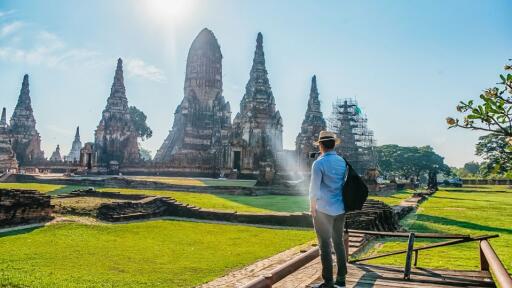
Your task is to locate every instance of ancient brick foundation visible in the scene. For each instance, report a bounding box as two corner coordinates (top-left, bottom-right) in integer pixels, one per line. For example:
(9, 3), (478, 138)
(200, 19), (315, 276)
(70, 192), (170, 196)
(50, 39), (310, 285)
(92, 191), (399, 231)
(0, 189), (53, 227)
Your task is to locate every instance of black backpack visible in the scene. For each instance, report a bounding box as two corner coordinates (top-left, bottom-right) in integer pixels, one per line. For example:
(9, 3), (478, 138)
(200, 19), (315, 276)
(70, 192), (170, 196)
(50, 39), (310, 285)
(342, 161), (369, 212)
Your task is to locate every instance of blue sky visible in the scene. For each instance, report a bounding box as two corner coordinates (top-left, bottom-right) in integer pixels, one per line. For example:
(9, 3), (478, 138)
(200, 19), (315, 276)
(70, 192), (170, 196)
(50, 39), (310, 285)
(0, 0), (510, 167)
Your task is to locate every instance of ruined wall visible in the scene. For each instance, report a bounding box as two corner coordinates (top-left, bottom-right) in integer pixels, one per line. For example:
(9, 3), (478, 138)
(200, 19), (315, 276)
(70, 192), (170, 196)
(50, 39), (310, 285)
(0, 189), (52, 227)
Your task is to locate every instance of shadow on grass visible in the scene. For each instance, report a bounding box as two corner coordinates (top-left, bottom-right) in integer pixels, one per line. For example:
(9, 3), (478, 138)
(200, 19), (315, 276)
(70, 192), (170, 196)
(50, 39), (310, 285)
(414, 214), (512, 235)
(0, 225), (44, 239)
(442, 188), (511, 194)
(432, 196), (496, 202)
(48, 185), (92, 196)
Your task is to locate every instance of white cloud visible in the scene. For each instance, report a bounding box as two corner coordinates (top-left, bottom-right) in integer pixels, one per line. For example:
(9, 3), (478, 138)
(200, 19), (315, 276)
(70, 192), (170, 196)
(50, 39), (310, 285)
(0, 29), (102, 69)
(0, 21), (24, 37)
(125, 58), (166, 82)
(0, 16), (165, 82)
(0, 10), (15, 18)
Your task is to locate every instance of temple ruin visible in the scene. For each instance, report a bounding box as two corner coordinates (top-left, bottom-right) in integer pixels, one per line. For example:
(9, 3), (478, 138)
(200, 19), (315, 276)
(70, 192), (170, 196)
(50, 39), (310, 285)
(329, 98), (377, 175)
(49, 145), (63, 162)
(9, 74), (45, 165)
(0, 107), (18, 172)
(65, 126), (82, 162)
(3, 29), (381, 182)
(155, 28), (232, 173)
(94, 58), (140, 168)
(295, 75), (327, 171)
(231, 32), (283, 178)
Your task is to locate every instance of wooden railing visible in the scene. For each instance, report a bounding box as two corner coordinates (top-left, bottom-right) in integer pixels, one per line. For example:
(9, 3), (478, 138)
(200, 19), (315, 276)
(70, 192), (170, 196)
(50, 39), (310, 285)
(241, 230), (512, 288)
(480, 239), (512, 288)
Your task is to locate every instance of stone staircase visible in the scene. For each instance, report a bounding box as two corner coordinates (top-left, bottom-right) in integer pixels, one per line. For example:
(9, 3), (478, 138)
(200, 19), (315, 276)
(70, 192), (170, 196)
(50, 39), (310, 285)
(95, 192), (399, 232)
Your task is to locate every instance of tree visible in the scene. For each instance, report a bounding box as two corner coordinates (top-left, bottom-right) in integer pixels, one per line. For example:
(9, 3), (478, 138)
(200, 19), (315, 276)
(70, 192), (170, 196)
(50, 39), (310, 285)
(463, 161), (481, 175)
(139, 148), (153, 161)
(447, 60), (512, 138)
(129, 106), (153, 141)
(475, 133), (512, 176)
(375, 145), (451, 180)
(447, 60), (512, 177)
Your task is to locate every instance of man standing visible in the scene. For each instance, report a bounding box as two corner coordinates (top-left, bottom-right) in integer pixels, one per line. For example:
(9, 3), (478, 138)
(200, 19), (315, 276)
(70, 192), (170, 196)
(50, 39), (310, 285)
(309, 131), (347, 288)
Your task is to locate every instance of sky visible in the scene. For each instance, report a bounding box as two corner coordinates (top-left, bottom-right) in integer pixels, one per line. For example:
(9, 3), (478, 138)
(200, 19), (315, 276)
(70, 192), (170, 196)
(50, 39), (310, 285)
(0, 0), (510, 167)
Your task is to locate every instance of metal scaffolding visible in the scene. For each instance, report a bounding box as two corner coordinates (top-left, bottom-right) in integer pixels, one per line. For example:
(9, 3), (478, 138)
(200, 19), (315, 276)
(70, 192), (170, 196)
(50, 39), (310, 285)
(329, 98), (377, 175)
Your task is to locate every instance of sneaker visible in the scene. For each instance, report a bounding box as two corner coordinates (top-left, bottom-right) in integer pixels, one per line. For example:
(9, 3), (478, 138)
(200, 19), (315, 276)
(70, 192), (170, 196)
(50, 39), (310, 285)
(334, 280), (346, 288)
(310, 282), (334, 288)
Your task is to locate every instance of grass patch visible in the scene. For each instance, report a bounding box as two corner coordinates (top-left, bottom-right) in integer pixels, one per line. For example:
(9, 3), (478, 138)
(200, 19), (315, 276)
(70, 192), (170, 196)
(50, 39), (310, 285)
(0, 182), (65, 193)
(362, 185), (512, 270)
(218, 194), (309, 213)
(0, 220), (314, 288)
(368, 189), (414, 206)
(97, 188), (307, 213)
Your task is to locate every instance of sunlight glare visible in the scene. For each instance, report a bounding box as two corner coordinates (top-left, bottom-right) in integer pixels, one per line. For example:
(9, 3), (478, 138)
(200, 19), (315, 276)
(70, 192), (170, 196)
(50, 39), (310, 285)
(144, 0), (195, 24)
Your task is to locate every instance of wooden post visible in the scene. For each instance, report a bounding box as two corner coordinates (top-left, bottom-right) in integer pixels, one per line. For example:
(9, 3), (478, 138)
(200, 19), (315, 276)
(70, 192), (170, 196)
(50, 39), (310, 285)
(414, 250), (419, 267)
(404, 232), (415, 280)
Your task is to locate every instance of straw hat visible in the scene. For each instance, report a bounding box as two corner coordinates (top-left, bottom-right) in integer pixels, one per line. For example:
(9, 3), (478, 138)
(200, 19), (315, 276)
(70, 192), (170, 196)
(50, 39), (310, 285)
(313, 131), (341, 146)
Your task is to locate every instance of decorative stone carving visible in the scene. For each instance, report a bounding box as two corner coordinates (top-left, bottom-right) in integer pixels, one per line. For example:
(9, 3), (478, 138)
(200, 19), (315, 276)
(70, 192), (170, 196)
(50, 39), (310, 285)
(94, 59), (140, 166)
(65, 126), (82, 162)
(0, 107), (18, 172)
(295, 75), (327, 171)
(155, 28), (232, 172)
(231, 33), (283, 176)
(49, 145), (63, 162)
(9, 74), (45, 165)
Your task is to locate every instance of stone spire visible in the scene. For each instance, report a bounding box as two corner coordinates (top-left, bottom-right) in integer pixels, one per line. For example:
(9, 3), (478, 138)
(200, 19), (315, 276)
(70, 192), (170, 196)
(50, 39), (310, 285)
(66, 126), (82, 162)
(10, 74), (36, 131)
(49, 145), (62, 162)
(74, 126), (80, 141)
(295, 75), (327, 170)
(0, 107), (6, 127)
(242, 32), (274, 105)
(9, 74), (44, 164)
(231, 32), (283, 175)
(94, 58), (140, 166)
(155, 28), (232, 171)
(104, 58), (129, 115)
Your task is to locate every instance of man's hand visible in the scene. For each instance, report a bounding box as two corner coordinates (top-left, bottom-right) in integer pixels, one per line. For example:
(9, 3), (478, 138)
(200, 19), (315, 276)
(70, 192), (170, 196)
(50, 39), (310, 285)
(310, 199), (317, 218)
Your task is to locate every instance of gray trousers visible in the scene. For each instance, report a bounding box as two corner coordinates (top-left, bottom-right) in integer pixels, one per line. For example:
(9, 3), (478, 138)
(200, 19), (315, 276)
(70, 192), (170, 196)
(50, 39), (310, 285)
(313, 210), (347, 284)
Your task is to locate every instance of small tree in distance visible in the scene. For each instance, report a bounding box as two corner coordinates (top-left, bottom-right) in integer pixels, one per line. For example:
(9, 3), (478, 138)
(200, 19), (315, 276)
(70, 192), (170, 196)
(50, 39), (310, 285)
(129, 106), (153, 141)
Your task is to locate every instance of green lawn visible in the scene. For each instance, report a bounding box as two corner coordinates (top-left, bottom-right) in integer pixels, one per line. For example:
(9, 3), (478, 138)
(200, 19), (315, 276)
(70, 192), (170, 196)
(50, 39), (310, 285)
(0, 182), (65, 193)
(0, 220), (314, 288)
(368, 189), (414, 206)
(361, 185), (512, 271)
(98, 188), (308, 213)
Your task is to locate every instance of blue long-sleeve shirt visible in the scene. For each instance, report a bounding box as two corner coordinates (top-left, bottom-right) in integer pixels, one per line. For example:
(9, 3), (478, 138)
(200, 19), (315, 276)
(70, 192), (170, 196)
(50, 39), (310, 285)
(309, 151), (346, 216)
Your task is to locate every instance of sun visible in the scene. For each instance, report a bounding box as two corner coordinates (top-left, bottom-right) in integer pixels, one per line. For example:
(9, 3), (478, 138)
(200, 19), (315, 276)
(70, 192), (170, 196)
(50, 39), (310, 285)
(144, 0), (195, 24)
